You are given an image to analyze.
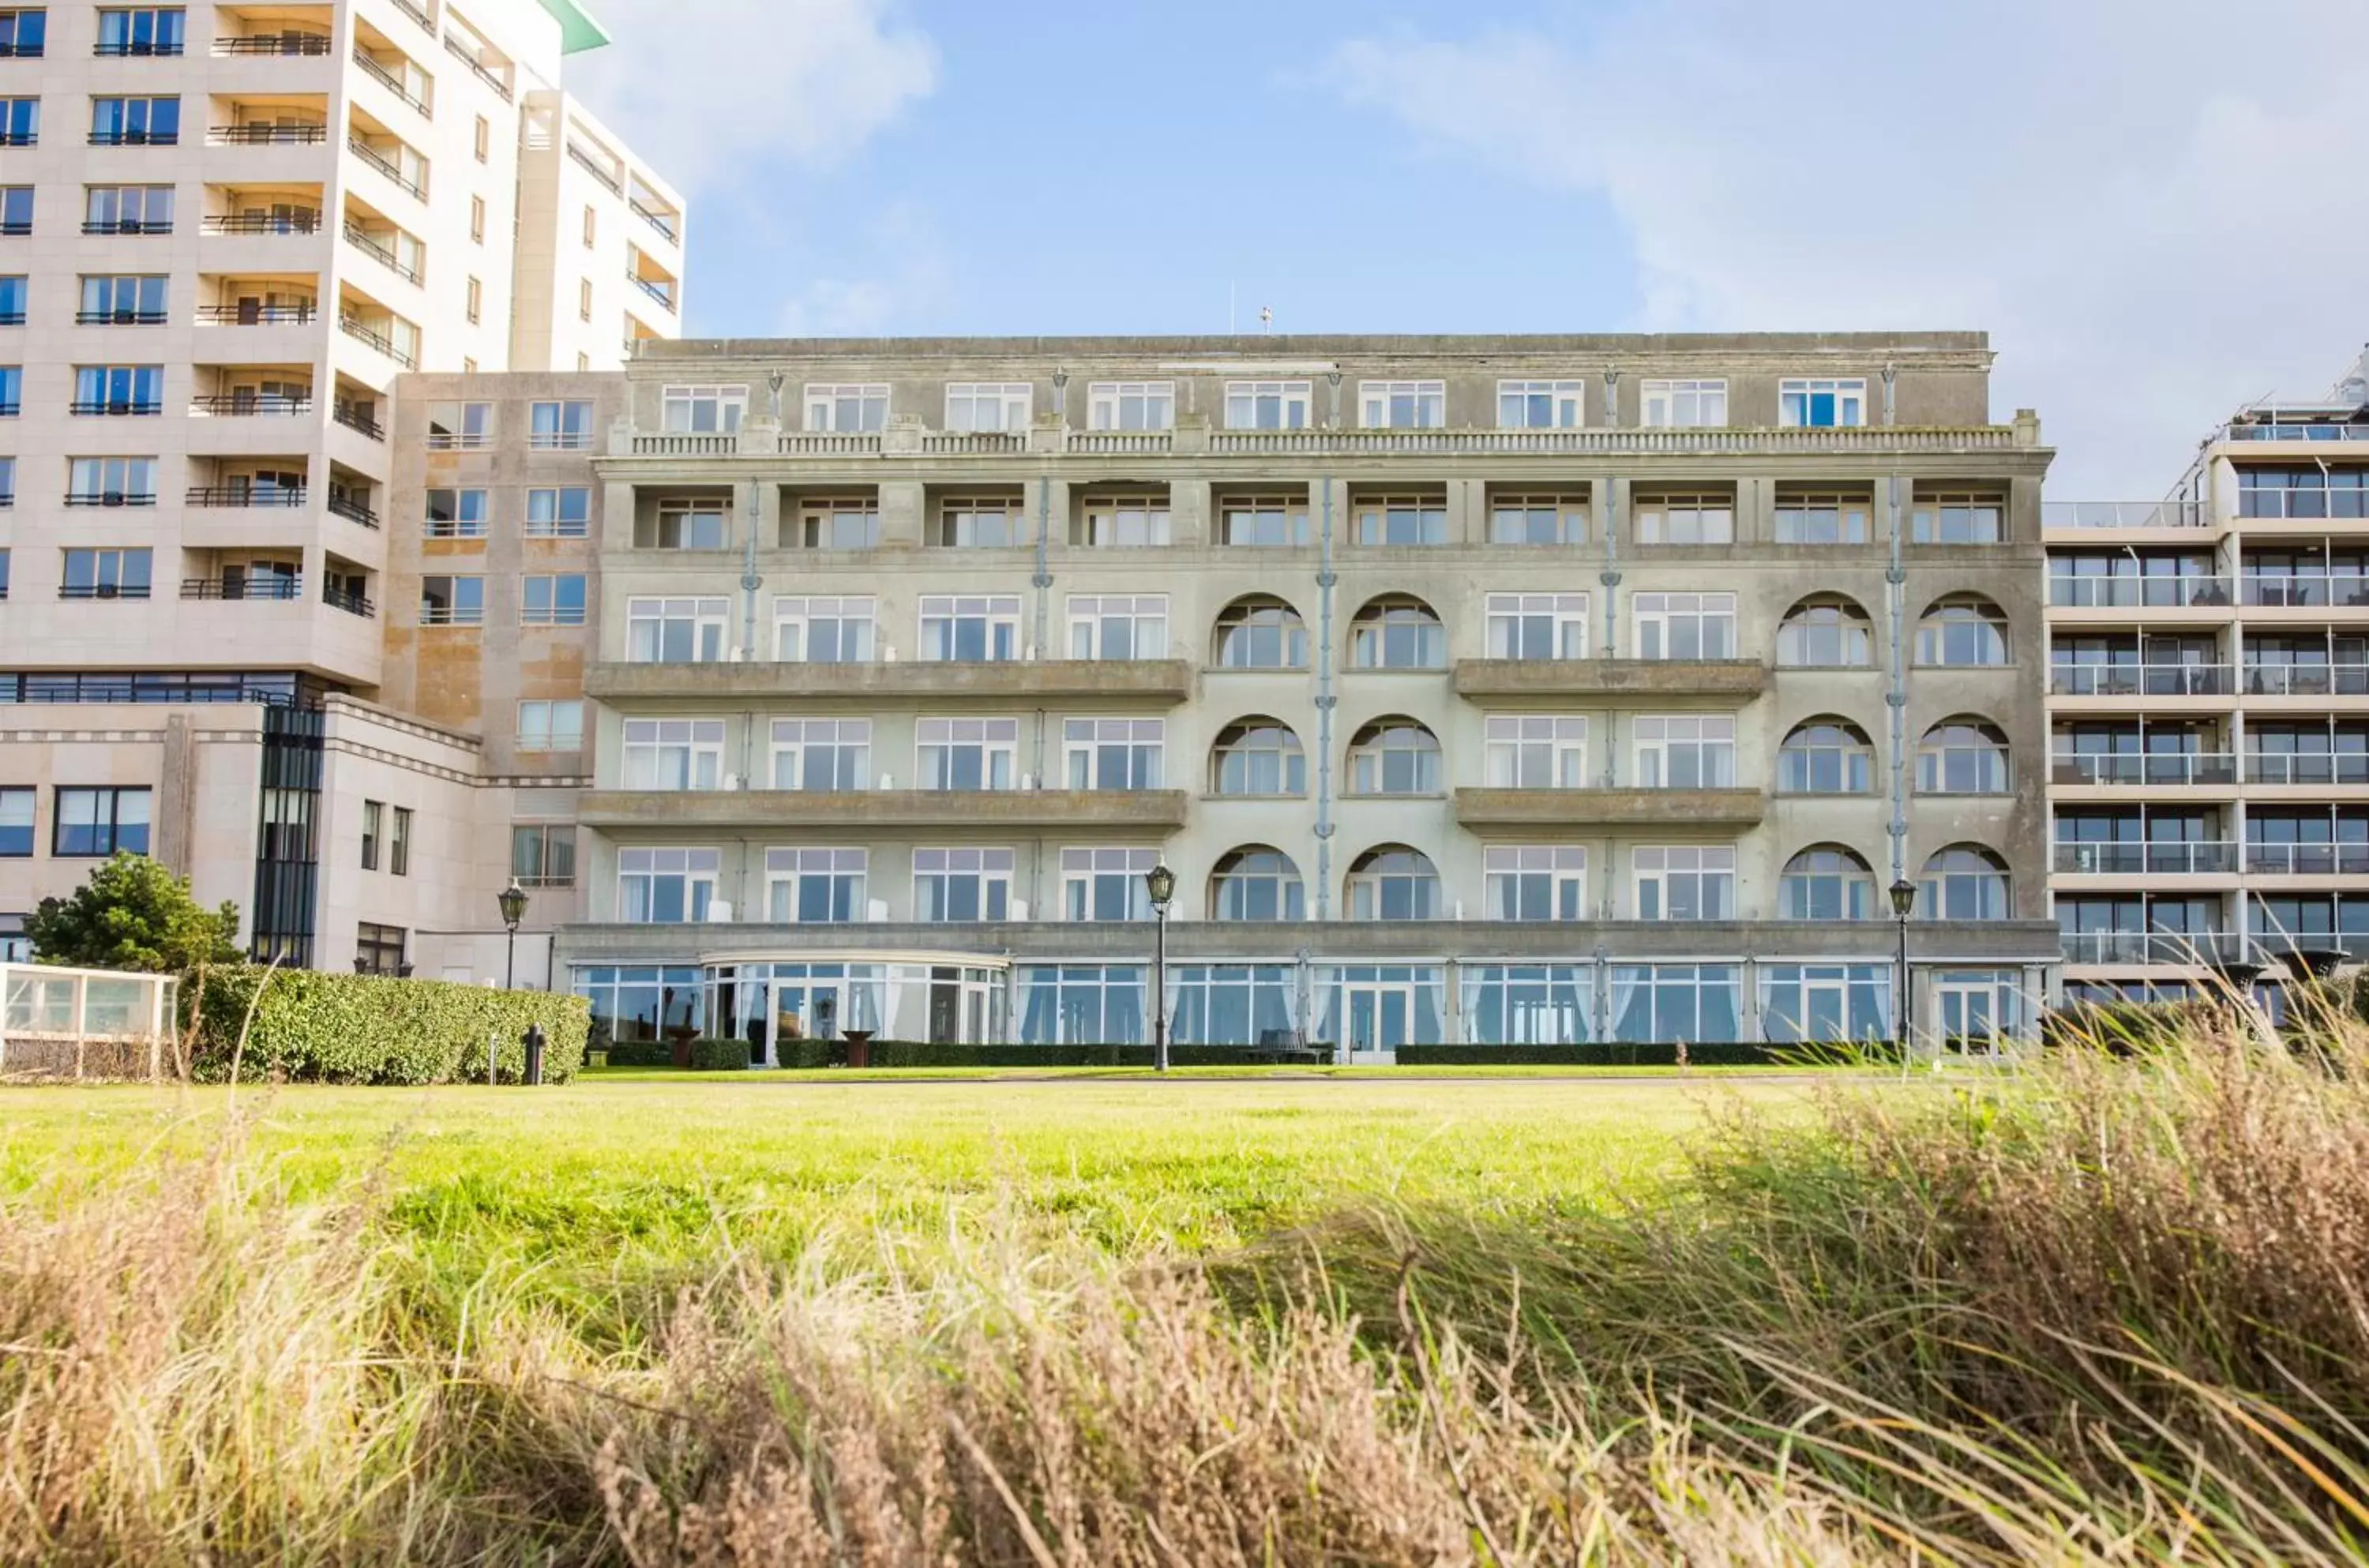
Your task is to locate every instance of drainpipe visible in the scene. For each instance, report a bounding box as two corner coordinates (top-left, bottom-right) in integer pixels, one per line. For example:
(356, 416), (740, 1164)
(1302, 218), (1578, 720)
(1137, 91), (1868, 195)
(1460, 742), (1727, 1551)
(738, 486), (761, 662)
(1034, 369), (1064, 661)
(1887, 473), (1908, 889)
(1314, 475), (1338, 919)
(1599, 483), (1622, 798)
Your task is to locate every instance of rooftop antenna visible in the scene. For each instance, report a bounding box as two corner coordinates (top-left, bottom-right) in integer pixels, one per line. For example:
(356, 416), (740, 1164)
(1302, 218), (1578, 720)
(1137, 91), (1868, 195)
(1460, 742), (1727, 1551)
(1259, 305), (1273, 335)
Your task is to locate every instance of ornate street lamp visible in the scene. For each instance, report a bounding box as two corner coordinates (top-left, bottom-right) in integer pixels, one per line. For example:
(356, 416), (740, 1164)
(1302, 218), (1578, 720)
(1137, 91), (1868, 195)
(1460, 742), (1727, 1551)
(1889, 877), (1917, 1053)
(498, 878), (529, 990)
(1144, 862), (1177, 1073)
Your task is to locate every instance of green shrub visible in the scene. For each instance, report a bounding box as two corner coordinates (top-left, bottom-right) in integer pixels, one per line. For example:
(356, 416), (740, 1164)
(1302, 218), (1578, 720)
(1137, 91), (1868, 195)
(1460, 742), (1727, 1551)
(688, 1037), (750, 1071)
(1396, 1041), (1817, 1067)
(598, 1039), (674, 1068)
(186, 966), (589, 1084)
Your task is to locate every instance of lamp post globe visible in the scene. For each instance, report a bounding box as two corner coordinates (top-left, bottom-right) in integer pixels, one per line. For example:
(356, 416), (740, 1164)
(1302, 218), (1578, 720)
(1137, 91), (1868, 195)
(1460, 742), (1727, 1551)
(498, 878), (528, 990)
(1888, 878), (1917, 1055)
(1144, 864), (1176, 1073)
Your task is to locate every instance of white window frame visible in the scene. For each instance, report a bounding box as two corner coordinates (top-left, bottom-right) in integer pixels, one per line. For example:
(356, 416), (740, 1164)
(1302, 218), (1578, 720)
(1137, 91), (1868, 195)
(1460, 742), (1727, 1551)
(625, 596), (729, 663)
(805, 381), (888, 433)
(528, 399), (594, 449)
(1634, 490), (1734, 545)
(1066, 594), (1168, 660)
(930, 493), (1023, 547)
(1496, 379), (1584, 430)
(1489, 490), (1589, 546)
(1632, 845), (1736, 921)
(1640, 378), (1727, 428)
(769, 718), (870, 791)
(1772, 489), (1871, 544)
(1347, 722), (1442, 796)
(913, 846), (1014, 921)
(524, 486), (591, 538)
(1223, 379), (1310, 430)
(1217, 491), (1310, 546)
(1632, 715), (1736, 789)
(1483, 846), (1589, 921)
(417, 574), (482, 626)
(919, 594), (1023, 662)
(1912, 488), (2007, 545)
(1087, 381), (1174, 432)
(1074, 490), (1171, 547)
(764, 847), (867, 923)
(620, 718), (726, 791)
(67, 455), (157, 502)
(1917, 722), (2011, 795)
(516, 698), (584, 752)
(1353, 491), (1447, 546)
(772, 595), (875, 663)
(1631, 591), (1736, 661)
(1485, 591), (1588, 660)
(1778, 377), (1868, 430)
(662, 383), (746, 434)
(1485, 715), (1588, 789)
(1350, 599), (1447, 669)
(1358, 379), (1445, 430)
(917, 718), (1019, 792)
(640, 497), (727, 550)
(944, 381), (1031, 433)
(795, 494), (879, 550)
(1061, 846), (1156, 921)
(617, 846), (719, 924)
(1063, 718), (1165, 790)
(520, 572), (587, 626)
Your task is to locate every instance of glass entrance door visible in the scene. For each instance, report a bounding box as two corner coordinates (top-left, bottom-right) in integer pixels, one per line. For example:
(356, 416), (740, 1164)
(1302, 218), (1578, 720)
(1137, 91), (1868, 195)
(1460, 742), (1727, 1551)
(1344, 978), (1417, 1059)
(1934, 970), (2019, 1056)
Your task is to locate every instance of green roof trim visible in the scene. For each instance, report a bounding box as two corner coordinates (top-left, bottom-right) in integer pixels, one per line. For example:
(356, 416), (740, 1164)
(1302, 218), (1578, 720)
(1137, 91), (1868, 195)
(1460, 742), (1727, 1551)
(534, 0), (610, 52)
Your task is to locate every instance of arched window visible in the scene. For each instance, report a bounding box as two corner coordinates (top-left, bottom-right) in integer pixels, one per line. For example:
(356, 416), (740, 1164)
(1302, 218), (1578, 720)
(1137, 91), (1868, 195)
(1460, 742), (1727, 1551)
(1211, 595), (1308, 669)
(1778, 718), (1875, 794)
(1350, 595), (1445, 669)
(1914, 595), (2010, 667)
(1346, 845), (1440, 921)
(1210, 846), (1306, 921)
(1917, 718), (2010, 794)
(1919, 845), (2011, 921)
(1775, 596), (1875, 667)
(1779, 846), (1878, 921)
(1210, 718), (1306, 796)
(1346, 718), (1441, 795)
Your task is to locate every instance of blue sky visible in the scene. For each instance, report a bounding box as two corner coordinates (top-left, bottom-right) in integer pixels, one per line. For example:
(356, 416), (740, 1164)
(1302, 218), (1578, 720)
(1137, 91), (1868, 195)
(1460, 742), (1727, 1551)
(568, 0), (2369, 496)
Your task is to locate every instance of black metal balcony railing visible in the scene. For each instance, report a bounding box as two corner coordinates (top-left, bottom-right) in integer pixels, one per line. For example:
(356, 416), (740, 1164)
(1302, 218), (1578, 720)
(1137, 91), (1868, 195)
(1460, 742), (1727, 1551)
(342, 223), (421, 282)
(215, 33), (332, 55)
(200, 212), (321, 235)
(195, 302), (316, 324)
(629, 197), (677, 241)
(0, 219), (29, 236)
(391, 0), (433, 33)
(93, 39), (183, 56)
(0, 309), (24, 325)
(62, 491), (156, 508)
(0, 39), (41, 57)
(0, 133), (34, 148)
(345, 137), (424, 198)
(566, 141), (622, 192)
(182, 576), (302, 601)
(0, 400), (17, 416)
(332, 400), (385, 440)
(210, 123), (329, 145)
(186, 485), (306, 507)
(443, 36), (512, 99)
(2246, 842), (2369, 876)
(73, 309), (168, 325)
(337, 316), (415, 368)
(81, 218), (171, 235)
(352, 51), (430, 114)
(190, 392), (313, 416)
(2050, 751), (2239, 788)
(59, 582), (153, 600)
(326, 492), (379, 528)
(2052, 841), (2237, 876)
(69, 399), (164, 415)
(323, 584), (376, 617)
(88, 129), (180, 147)
(627, 271), (674, 312)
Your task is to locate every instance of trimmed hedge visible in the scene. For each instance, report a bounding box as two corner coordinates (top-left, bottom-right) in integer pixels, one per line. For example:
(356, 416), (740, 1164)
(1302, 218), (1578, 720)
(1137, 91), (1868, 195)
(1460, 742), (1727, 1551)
(1396, 1041), (1868, 1067)
(688, 1037), (750, 1071)
(186, 966), (590, 1084)
(599, 1040), (677, 1068)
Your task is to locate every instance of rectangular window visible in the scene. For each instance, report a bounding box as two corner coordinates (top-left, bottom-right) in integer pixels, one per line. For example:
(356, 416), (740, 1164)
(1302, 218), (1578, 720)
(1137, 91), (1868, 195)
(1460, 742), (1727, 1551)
(617, 847), (720, 923)
(1087, 381), (1173, 431)
(805, 382), (888, 432)
(1489, 490), (1587, 545)
(0, 9), (46, 57)
(0, 786), (31, 855)
(792, 494), (878, 549)
(1485, 591), (1589, 659)
(0, 273), (21, 323)
(1774, 488), (1871, 545)
(1354, 491), (1447, 546)
(770, 718), (870, 790)
(72, 365), (165, 414)
(914, 847), (1013, 921)
(636, 497), (727, 550)
(1759, 964), (1893, 1045)
(1224, 380), (1309, 430)
(1779, 377), (1867, 429)
(581, 204), (595, 247)
(919, 595), (1022, 662)
(53, 786), (149, 855)
(1066, 594), (1167, 659)
(1912, 487), (2007, 544)
(512, 824), (576, 887)
(0, 96), (37, 146)
(419, 575), (485, 625)
(917, 718), (1019, 792)
(468, 195), (484, 242)
(355, 922), (405, 974)
(1061, 847), (1155, 921)
(1483, 846), (1587, 921)
(67, 456), (157, 504)
(425, 400), (491, 448)
(764, 847), (865, 923)
(929, 493), (1022, 547)
(1632, 846), (1735, 920)
(662, 384), (746, 433)
(1634, 489), (1733, 545)
(1633, 715), (1736, 788)
(83, 184), (171, 233)
(0, 367), (17, 415)
(424, 487), (489, 538)
(1640, 378), (1727, 428)
(76, 274), (167, 324)
(1612, 963), (1742, 1042)
(1019, 963), (1148, 1045)
(1633, 591), (1736, 659)
(621, 719), (726, 791)
(516, 699), (584, 751)
(360, 798), (381, 869)
(0, 186), (30, 234)
(1359, 379), (1444, 429)
(0, 547), (9, 594)
(1063, 718), (1164, 790)
(1485, 716), (1587, 789)
(1218, 491), (1309, 546)
(944, 381), (1031, 433)
(62, 547), (152, 598)
(1073, 490), (1170, 547)
(464, 275), (481, 323)
(520, 574), (586, 625)
(96, 9), (182, 55)
(772, 595), (875, 663)
(1496, 379), (1583, 429)
(529, 399), (593, 448)
(577, 278), (591, 321)
(473, 114), (488, 161)
(524, 486), (591, 537)
(627, 597), (729, 662)
(89, 95), (179, 144)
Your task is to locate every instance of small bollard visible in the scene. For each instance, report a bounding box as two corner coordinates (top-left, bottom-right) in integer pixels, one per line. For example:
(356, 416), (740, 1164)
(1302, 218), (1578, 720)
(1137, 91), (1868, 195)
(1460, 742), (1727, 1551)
(522, 1022), (546, 1086)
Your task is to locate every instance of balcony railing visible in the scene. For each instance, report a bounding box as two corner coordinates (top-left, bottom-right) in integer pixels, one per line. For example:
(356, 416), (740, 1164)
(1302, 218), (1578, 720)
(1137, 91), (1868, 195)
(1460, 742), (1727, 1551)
(332, 400), (385, 439)
(182, 576), (302, 600)
(2240, 663), (2369, 697)
(390, 0), (433, 33)
(186, 485), (306, 507)
(0, 309), (21, 326)
(88, 129), (179, 147)
(93, 39), (182, 56)
(352, 51), (430, 114)
(215, 32), (332, 55)
(2053, 841), (2236, 876)
(0, 133), (35, 148)
(69, 399), (163, 416)
(323, 585), (375, 617)
(337, 316), (415, 368)
(326, 492), (379, 528)
(2247, 842), (2369, 876)
(2237, 492), (2369, 522)
(2248, 931), (2369, 962)
(2048, 662), (2233, 697)
(210, 123), (329, 145)
(527, 430), (593, 451)
(2241, 572), (2369, 609)
(2245, 752), (2369, 786)
(2059, 931), (2257, 966)
(72, 308), (169, 325)
(2224, 422), (2369, 443)
(343, 223), (421, 282)
(0, 218), (26, 236)
(62, 491), (156, 508)
(0, 37), (40, 56)
(2050, 751), (2236, 787)
(566, 141), (621, 192)
(2048, 575), (2232, 609)
(195, 302), (316, 324)
(200, 212), (321, 235)
(190, 392), (312, 416)
(629, 197), (677, 242)
(2042, 501), (2211, 530)
(345, 137), (424, 198)
(58, 582), (153, 600)
(441, 36), (511, 99)
(83, 217), (171, 235)
(627, 271), (674, 312)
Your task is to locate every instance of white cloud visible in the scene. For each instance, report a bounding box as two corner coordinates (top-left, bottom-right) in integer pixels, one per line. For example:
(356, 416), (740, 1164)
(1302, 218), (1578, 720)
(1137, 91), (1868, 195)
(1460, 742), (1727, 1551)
(1323, 4), (2369, 494)
(774, 204), (950, 336)
(567, 0), (936, 193)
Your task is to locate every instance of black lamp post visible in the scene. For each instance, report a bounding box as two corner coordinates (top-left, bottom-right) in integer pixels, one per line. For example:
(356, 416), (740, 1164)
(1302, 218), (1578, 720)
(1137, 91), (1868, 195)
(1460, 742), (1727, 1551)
(498, 877), (528, 990)
(1889, 877), (1917, 1052)
(1144, 861), (1176, 1073)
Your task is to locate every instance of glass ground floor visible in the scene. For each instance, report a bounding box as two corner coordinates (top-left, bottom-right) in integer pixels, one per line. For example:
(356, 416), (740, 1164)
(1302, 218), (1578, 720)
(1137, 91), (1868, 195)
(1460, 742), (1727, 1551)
(570, 952), (2052, 1060)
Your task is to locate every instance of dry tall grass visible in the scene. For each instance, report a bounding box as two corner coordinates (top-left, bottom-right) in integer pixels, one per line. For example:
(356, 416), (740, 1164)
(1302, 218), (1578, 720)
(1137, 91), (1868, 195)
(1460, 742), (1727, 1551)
(6, 1010), (2369, 1563)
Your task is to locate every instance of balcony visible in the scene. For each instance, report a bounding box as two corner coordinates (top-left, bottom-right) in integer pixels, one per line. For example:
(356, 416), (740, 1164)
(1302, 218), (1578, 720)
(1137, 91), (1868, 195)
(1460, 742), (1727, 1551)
(627, 270), (674, 313)
(2222, 422), (2369, 445)
(215, 32), (333, 55)
(2247, 842), (2369, 876)
(186, 485), (306, 507)
(345, 137), (423, 198)
(326, 492), (379, 528)
(201, 212), (321, 235)
(83, 217), (172, 235)
(58, 582), (152, 601)
(2052, 841), (2236, 876)
(2050, 751), (2236, 787)
(629, 196), (678, 242)
(63, 491), (157, 508)
(351, 51), (429, 114)
(69, 399), (163, 416)
(337, 315), (415, 368)
(210, 124), (329, 146)
(89, 129), (180, 148)
(441, 35), (512, 99)
(390, 0), (432, 33)
(2248, 932), (2369, 964)
(2059, 931), (2257, 967)
(2041, 501), (2210, 531)
(332, 399), (384, 440)
(585, 658), (1196, 705)
(343, 222), (420, 282)
(1453, 786), (1767, 829)
(323, 584), (374, 617)
(73, 308), (170, 326)
(2245, 753), (2369, 786)
(182, 576), (302, 601)
(196, 302), (316, 324)
(574, 788), (1192, 831)
(191, 392), (312, 417)
(2241, 572), (2369, 609)
(2048, 663), (2232, 698)
(565, 141), (621, 192)
(1454, 658), (1768, 702)
(2046, 576), (2232, 610)
(2239, 664), (2369, 698)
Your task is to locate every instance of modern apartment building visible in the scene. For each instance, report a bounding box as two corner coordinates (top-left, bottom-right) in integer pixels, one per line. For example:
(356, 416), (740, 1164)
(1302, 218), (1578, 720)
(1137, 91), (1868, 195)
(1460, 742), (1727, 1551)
(0, 0), (680, 967)
(2047, 348), (2369, 1002)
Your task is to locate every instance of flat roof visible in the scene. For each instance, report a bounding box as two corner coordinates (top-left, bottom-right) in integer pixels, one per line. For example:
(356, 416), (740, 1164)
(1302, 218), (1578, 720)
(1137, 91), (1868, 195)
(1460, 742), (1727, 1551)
(534, 0), (610, 52)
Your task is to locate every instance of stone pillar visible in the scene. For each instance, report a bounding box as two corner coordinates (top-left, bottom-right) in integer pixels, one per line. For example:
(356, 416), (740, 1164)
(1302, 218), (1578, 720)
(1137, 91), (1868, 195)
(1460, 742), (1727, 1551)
(153, 714), (197, 876)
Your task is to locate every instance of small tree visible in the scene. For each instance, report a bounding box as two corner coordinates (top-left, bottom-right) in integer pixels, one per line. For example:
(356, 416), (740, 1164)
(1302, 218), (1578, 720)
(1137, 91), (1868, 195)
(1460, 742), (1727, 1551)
(25, 852), (242, 973)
